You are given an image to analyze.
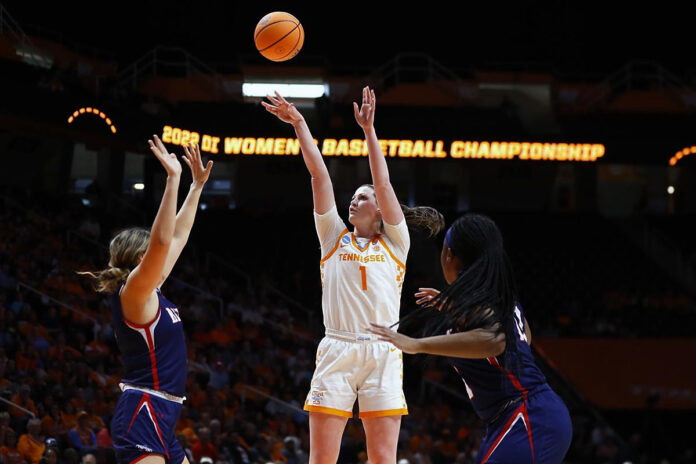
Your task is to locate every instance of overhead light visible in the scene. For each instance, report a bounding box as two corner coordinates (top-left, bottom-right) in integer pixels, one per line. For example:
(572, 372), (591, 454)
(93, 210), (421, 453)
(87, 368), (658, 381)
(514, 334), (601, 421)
(133, 183), (145, 191)
(242, 83), (326, 99)
(667, 186), (675, 195)
(199, 203), (208, 210)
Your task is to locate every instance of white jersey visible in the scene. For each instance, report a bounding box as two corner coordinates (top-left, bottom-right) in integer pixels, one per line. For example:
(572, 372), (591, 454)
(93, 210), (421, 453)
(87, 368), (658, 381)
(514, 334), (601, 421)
(315, 206), (410, 333)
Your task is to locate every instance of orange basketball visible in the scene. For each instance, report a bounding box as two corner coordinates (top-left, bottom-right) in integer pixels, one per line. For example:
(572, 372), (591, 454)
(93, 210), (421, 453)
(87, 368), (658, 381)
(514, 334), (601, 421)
(254, 12), (304, 62)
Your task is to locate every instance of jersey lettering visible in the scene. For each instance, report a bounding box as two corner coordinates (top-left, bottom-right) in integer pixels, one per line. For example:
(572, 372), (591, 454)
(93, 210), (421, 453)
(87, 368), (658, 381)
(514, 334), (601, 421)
(166, 307), (181, 324)
(514, 307), (527, 343)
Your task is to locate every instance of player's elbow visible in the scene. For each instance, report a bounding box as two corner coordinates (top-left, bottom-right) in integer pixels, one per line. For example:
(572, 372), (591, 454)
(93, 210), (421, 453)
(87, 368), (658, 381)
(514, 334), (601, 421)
(310, 173), (331, 188)
(482, 331), (506, 358)
(151, 235), (174, 247)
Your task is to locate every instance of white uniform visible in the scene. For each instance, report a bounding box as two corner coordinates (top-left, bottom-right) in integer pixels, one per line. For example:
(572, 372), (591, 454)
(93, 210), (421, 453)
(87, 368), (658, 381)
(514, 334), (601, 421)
(304, 205), (410, 418)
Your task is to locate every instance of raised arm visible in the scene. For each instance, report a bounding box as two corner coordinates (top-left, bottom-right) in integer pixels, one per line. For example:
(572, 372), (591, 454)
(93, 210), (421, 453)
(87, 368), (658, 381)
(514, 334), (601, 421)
(354, 86), (404, 225)
(156, 142), (213, 288)
(262, 91), (335, 214)
(121, 135), (181, 324)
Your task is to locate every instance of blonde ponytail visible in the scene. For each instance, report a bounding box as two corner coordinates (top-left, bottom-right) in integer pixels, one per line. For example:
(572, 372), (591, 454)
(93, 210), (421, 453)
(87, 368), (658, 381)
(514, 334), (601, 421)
(78, 227), (150, 294)
(78, 267), (131, 294)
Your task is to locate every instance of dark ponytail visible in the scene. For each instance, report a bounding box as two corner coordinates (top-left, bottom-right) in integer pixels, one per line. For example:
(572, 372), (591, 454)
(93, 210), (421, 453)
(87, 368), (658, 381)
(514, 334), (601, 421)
(403, 214), (520, 370)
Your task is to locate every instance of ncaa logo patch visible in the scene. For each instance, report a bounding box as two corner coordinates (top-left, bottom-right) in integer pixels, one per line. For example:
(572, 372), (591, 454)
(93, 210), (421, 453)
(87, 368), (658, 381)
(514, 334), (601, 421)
(341, 235), (350, 245)
(310, 391), (324, 405)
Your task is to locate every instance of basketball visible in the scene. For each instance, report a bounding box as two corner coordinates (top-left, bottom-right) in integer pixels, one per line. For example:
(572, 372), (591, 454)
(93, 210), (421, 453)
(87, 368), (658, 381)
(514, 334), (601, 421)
(254, 12), (304, 62)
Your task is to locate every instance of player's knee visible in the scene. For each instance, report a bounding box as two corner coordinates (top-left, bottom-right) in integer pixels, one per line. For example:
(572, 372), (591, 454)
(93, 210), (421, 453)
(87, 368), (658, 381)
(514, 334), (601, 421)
(308, 449), (340, 464)
(367, 447), (397, 464)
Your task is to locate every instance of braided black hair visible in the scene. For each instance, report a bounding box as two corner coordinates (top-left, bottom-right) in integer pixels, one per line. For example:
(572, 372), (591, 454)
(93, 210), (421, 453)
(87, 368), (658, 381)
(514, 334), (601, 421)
(403, 213), (520, 371)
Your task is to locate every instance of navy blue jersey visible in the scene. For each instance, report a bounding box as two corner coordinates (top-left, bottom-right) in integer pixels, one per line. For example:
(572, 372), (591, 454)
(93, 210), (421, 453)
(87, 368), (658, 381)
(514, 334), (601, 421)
(110, 287), (187, 397)
(449, 304), (547, 422)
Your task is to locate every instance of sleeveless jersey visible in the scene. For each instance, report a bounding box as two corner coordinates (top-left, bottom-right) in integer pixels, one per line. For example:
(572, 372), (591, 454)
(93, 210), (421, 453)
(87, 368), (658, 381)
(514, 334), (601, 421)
(315, 206), (409, 333)
(448, 304), (548, 422)
(110, 287), (187, 397)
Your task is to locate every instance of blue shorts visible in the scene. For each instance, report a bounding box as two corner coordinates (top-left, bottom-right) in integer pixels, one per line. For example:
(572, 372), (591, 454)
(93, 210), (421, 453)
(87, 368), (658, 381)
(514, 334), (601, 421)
(477, 387), (572, 464)
(111, 389), (185, 464)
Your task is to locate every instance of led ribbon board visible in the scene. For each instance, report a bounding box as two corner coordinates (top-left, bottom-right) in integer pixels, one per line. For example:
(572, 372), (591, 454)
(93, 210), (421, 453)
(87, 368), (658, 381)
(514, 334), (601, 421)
(161, 125), (605, 162)
(68, 107), (117, 134)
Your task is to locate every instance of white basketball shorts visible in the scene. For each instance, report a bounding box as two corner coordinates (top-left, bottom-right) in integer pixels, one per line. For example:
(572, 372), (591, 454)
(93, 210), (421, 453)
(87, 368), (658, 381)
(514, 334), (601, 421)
(304, 328), (408, 418)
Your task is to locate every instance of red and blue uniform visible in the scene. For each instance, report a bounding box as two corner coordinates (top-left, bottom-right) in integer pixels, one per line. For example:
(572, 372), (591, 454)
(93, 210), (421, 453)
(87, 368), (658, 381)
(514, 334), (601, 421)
(110, 287), (188, 464)
(449, 304), (572, 464)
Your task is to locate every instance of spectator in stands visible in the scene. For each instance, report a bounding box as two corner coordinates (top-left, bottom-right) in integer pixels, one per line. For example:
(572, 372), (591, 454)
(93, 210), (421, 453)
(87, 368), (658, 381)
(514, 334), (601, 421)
(67, 412), (96, 453)
(10, 385), (38, 419)
(281, 436), (305, 464)
(222, 432), (250, 464)
(0, 429), (26, 464)
(17, 419), (45, 464)
(40, 406), (67, 440)
(0, 412), (13, 447)
(191, 427), (217, 463)
(60, 404), (77, 431)
(248, 435), (272, 464)
(95, 427), (112, 449)
(207, 361), (229, 391)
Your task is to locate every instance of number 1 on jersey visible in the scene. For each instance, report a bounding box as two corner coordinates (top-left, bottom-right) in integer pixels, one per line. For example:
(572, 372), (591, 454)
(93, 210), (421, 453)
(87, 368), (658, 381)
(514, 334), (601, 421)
(359, 266), (367, 291)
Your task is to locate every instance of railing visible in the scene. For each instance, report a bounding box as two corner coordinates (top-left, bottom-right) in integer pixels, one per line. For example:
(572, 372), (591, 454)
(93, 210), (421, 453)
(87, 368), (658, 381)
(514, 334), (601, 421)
(73, 190), (315, 325)
(205, 252), (315, 325)
(4, 190), (314, 330)
(166, 277), (224, 320)
(577, 60), (694, 110)
(0, 397), (36, 418)
(16, 281), (97, 323)
(112, 46), (227, 97)
(0, 3), (25, 45)
(238, 385), (307, 416)
(365, 53), (466, 102)
(105, 192), (317, 325)
(0, 3), (52, 68)
(205, 252), (252, 294)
